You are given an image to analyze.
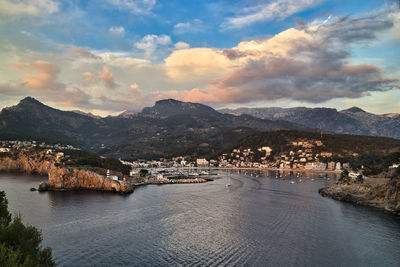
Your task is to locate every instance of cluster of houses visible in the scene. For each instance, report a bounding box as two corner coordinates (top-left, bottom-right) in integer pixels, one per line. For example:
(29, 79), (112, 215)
(217, 139), (351, 171)
(120, 157), (217, 173)
(0, 140), (80, 151)
(118, 138), (353, 173)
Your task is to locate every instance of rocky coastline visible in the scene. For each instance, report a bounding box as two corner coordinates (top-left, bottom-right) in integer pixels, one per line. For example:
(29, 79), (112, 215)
(0, 150), (133, 194)
(319, 179), (400, 215)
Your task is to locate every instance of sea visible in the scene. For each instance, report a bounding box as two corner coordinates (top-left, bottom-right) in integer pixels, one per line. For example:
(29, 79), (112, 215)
(1, 170), (399, 266)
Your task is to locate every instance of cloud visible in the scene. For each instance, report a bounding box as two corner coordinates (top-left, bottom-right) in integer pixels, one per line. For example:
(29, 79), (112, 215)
(221, 0), (320, 30)
(173, 19), (204, 35)
(0, 0), (59, 17)
(3, 60), (91, 108)
(174, 41), (190, 50)
(0, 44), (154, 113)
(165, 48), (235, 83)
(82, 71), (95, 86)
(130, 83), (139, 90)
(81, 66), (117, 89)
(106, 0), (156, 14)
(98, 52), (151, 67)
(109, 26), (125, 37)
(21, 60), (60, 89)
(1, 5), (399, 115)
(99, 65), (116, 89)
(48, 86), (91, 107)
(162, 11), (400, 104)
(130, 83), (142, 95)
(134, 34), (171, 57)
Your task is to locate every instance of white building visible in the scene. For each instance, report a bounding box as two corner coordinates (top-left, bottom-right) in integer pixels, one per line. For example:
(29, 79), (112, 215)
(196, 158), (209, 166)
(335, 162), (342, 171)
(389, 163), (399, 169)
(305, 162), (327, 170)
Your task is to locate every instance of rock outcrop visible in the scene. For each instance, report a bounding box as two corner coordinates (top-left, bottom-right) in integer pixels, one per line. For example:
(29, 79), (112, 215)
(38, 181), (49, 192)
(319, 180), (400, 215)
(0, 150), (133, 194)
(0, 152), (53, 176)
(48, 167), (133, 194)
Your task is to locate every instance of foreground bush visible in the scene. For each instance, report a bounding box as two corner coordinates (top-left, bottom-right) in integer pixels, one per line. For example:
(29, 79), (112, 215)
(0, 191), (55, 266)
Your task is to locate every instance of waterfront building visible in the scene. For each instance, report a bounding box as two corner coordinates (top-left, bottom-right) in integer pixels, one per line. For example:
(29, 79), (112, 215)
(335, 162), (341, 171)
(327, 161), (336, 170)
(196, 158), (209, 167)
(305, 162), (327, 170)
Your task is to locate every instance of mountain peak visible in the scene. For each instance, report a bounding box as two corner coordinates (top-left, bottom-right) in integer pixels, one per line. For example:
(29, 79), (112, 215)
(155, 99), (183, 105)
(141, 99), (219, 117)
(19, 96), (43, 106)
(342, 106), (366, 113)
(117, 110), (137, 118)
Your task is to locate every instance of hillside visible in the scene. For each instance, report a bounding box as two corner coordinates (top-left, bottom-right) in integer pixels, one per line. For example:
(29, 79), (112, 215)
(219, 106), (400, 139)
(218, 130), (400, 165)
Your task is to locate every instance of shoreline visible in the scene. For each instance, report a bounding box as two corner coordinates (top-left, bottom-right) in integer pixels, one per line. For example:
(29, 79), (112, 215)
(319, 180), (400, 216)
(163, 166), (342, 174)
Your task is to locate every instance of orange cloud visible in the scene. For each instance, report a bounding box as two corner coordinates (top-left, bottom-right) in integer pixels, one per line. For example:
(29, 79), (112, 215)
(165, 48), (235, 83)
(99, 65), (116, 89)
(22, 60), (59, 89)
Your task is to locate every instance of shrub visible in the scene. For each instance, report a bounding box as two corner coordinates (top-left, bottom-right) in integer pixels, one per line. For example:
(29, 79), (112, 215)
(0, 191), (55, 266)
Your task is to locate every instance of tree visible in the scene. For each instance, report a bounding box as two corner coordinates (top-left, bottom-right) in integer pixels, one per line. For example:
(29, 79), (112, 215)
(139, 169), (149, 177)
(339, 170), (349, 183)
(0, 191), (55, 266)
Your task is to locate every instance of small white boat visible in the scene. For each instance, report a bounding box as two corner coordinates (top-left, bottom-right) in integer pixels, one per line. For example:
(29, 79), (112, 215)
(226, 173), (232, 187)
(290, 181), (295, 184)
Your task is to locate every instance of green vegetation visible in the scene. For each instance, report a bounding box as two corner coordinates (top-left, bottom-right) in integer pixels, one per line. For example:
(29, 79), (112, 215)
(0, 191), (55, 266)
(63, 155), (131, 175)
(357, 152), (400, 178)
(139, 169), (149, 177)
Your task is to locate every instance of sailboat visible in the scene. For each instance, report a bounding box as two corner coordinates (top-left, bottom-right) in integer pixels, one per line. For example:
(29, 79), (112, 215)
(226, 172), (231, 187)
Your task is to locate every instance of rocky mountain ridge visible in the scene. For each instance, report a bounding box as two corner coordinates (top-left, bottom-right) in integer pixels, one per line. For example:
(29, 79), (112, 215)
(219, 106), (400, 139)
(0, 97), (309, 159)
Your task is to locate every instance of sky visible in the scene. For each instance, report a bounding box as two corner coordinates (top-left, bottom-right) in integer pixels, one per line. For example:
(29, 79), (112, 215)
(0, 0), (399, 116)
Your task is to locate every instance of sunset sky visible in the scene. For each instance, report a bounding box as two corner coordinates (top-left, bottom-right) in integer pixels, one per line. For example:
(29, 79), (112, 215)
(0, 0), (399, 116)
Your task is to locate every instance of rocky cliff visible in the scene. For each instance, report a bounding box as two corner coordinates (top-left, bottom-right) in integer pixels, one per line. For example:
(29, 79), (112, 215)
(0, 150), (133, 194)
(48, 167), (133, 193)
(319, 180), (400, 215)
(0, 152), (53, 176)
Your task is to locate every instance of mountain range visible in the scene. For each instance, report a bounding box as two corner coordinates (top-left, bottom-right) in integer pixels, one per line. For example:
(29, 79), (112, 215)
(0, 97), (308, 159)
(1, 97), (399, 160)
(219, 106), (400, 139)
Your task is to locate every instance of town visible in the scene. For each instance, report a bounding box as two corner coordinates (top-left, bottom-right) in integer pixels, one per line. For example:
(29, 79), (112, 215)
(1, 139), (387, 183)
(0, 139), (350, 173)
